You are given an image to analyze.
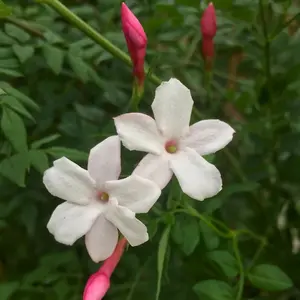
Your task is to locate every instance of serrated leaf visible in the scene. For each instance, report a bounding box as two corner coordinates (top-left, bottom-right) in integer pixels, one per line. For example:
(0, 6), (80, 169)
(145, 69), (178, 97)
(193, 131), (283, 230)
(5, 23), (30, 42)
(172, 215), (200, 255)
(12, 44), (34, 63)
(0, 153), (29, 186)
(248, 264), (293, 291)
(0, 82), (39, 110)
(0, 281), (19, 300)
(42, 44), (64, 74)
(2, 95), (34, 121)
(29, 149), (49, 173)
(156, 226), (171, 300)
(199, 220), (220, 250)
(1, 107), (27, 152)
(68, 52), (89, 82)
(31, 134), (60, 149)
(207, 251), (239, 277)
(193, 280), (234, 300)
(45, 147), (88, 161)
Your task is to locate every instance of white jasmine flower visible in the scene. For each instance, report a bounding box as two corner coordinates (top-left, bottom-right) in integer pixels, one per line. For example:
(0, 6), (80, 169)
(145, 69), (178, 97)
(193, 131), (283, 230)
(114, 78), (235, 201)
(43, 136), (161, 262)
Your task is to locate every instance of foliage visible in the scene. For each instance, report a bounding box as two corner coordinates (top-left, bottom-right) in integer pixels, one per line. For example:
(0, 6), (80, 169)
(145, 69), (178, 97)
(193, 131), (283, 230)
(0, 0), (300, 299)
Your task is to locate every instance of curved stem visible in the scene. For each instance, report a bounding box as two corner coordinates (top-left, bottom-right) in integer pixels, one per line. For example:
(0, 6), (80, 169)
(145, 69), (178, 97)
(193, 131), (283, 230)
(232, 234), (244, 300)
(185, 203), (232, 238)
(35, 0), (161, 85)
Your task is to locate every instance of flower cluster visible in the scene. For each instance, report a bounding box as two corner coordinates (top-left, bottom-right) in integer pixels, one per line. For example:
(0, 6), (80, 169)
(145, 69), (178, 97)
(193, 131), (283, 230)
(42, 2), (234, 299)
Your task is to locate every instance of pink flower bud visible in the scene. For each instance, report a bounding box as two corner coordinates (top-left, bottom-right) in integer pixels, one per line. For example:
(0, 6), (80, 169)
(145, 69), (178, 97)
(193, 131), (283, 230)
(200, 3), (217, 39)
(83, 239), (127, 300)
(121, 2), (147, 86)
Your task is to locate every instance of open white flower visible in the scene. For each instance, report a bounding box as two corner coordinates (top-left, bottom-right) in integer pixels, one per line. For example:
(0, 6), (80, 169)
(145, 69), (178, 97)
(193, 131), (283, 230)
(114, 78), (235, 201)
(43, 136), (161, 262)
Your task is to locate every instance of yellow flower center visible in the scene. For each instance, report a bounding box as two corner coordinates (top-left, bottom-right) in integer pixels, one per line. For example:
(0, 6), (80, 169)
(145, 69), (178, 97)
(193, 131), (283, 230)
(97, 192), (109, 202)
(165, 140), (177, 154)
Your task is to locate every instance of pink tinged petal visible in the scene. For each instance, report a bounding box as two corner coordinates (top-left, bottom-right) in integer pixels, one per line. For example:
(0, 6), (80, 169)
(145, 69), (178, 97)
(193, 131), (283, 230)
(43, 157), (95, 205)
(114, 113), (164, 154)
(133, 153), (173, 189)
(151, 78), (194, 139)
(83, 272), (110, 300)
(181, 119), (235, 156)
(104, 175), (161, 213)
(106, 204), (149, 247)
(47, 202), (103, 245)
(121, 3), (147, 49)
(85, 216), (118, 262)
(170, 148), (222, 201)
(88, 136), (121, 187)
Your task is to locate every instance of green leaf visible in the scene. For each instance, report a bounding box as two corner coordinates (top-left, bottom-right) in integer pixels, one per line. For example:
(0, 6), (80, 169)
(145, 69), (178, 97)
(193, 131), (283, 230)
(0, 1), (11, 17)
(0, 58), (19, 69)
(45, 147), (88, 161)
(2, 95), (35, 121)
(0, 68), (22, 77)
(5, 23), (30, 43)
(0, 31), (15, 45)
(0, 281), (19, 300)
(0, 153), (29, 186)
(68, 52), (89, 82)
(31, 134), (60, 149)
(1, 107), (27, 152)
(172, 215), (200, 255)
(199, 220), (220, 250)
(207, 251), (239, 277)
(29, 150), (49, 173)
(42, 44), (64, 74)
(156, 226), (171, 300)
(193, 280), (234, 300)
(248, 264), (293, 291)
(0, 82), (39, 111)
(12, 44), (34, 63)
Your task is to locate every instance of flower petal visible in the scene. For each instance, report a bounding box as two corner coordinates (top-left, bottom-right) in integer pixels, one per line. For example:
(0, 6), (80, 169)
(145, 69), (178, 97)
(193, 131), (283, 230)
(104, 175), (161, 213)
(43, 157), (95, 205)
(106, 203), (148, 246)
(88, 136), (121, 187)
(181, 119), (235, 155)
(85, 215), (118, 262)
(114, 113), (164, 155)
(151, 78), (193, 139)
(170, 148), (222, 201)
(133, 153), (173, 189)
(47, 202), (102, 245)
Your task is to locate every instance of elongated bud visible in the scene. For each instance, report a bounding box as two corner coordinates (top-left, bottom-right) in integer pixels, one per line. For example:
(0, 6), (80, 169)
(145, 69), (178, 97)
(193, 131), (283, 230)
(200, 3), (217, 70)
(83, 238), (127, 300)
(200, 3), (216, 39)
(121, 2), (147, 88)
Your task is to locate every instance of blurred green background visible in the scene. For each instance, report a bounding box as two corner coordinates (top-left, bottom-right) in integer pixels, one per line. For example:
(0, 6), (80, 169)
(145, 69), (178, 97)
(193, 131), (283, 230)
(1, 0), (300, 299)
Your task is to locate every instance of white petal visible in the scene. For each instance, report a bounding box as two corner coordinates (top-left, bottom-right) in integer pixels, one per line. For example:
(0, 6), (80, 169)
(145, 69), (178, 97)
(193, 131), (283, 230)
(114, 113), (164, 155)
(88, 136), (121, 187)
(170, 148), (222, 201)
(85, 215), (118, 262)
(47, 202), (102, 245)
(133, 153), (173, 189)
(106, 204), (149, 246)
(181, 120), (235, 155)
(151, 78), (193, 139)
(43, 157), (95, 205)
(104, 175), (161, 213)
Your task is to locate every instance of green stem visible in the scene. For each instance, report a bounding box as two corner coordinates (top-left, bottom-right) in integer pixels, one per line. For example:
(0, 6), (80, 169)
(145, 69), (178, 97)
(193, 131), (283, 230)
(185, 203), (232, 238)
(232, 234), (244, 300)
(247, 238), (267, 270)
(259, 0), (272, 96)
(35, 0), (161, 85)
